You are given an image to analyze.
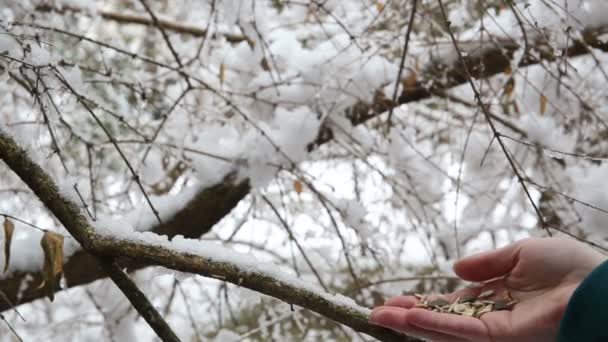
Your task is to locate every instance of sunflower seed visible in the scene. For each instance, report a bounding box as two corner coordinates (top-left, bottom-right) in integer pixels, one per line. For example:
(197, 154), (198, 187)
(478, 290), (494, 299)
(429, 298), (450, 307)
(460, 294), (476, 303)
(474, 304), (494, 318)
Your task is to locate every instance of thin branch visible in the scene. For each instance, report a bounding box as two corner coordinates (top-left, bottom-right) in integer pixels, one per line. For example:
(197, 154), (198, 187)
(98, 258), (181, 342)
(261, 195), (329, 292)
(385, 0), (418, 132)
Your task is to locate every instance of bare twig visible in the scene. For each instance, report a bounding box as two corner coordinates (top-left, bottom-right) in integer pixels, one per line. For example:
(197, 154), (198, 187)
(385, 0), (418, 132)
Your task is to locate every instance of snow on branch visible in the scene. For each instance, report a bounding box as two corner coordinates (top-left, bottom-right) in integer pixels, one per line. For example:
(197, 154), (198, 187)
(90, 230), (415, 341)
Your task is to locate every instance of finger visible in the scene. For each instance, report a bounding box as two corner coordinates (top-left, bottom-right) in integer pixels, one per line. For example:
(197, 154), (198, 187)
(454, 241), (522, 282)
(385, 293), (467, 308)
(407, 308), (489, 340)
(370, 307), (469, 342)
(445, 278), (511, 303)
(384, 296), (417, 308)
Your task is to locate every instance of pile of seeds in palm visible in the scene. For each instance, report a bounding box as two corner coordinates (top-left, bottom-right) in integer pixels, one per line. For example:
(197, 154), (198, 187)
(413, 290), (518, 318)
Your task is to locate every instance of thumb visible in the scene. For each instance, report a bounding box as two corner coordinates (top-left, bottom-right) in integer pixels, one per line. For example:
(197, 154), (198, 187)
(453, 241), (522, 282)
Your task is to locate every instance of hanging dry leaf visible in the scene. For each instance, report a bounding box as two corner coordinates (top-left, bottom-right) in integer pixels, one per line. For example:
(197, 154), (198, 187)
(504, 64), (512, 75)
(375, 1), (385, 12)
(39, 231), (64, 301)
(540, 94), (547, 114)
(293, 180), (303, 194)
(403, 71), (417, 90)
(219, 63), (226, 86)
(503, 78), (514, 97)
(3, 217), (14, 273)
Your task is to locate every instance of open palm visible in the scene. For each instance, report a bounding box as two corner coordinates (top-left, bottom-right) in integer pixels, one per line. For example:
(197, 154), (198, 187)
(370, 238), (606, 342)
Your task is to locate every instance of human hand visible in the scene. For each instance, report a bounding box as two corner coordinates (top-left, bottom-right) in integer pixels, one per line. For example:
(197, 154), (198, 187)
(369, 238), (606, 342)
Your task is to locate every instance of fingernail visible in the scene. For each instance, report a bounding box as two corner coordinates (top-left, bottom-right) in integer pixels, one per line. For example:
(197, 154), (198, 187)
(369, 307), (385, 323)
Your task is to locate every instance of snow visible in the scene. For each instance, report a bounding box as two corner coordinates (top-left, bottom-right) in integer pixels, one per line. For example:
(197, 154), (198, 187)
(336, 198), (371, 240)
(238, 106), (321, 188)
(566, 164), (608, 238)
(94, 226), (372, 316)
(92, 184), (202, 232)
(213, 329), (240, 342)
(519, 113), (575, 152)
(0, 226), (45, 274)
(26, 44), (52, 66)
(139, 150), (166, 185)
(0, 30), (20, 57)
(59, 65), (87, 95)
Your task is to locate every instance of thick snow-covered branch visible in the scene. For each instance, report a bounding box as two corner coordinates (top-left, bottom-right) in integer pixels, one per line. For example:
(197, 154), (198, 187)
(89, 231), (415, 341)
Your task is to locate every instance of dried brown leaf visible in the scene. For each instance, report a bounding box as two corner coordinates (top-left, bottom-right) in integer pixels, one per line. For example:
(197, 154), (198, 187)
(403, 72), (417, 90)
(39, 231), (64, 301)
(219, 63), (226, 86)
(503, 78), (514, 97)
(3, 218), (14, 273)
(540, 94), (547, 114)
(293, 180), (303, 194)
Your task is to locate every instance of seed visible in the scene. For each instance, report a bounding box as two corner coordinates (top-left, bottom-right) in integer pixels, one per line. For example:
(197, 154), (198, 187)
(460, 294), (476, 303)
(471, 302), (486, 308)
(453, 303), (468, 314)
(462, 307), (477, 316)
(474, 304), (494, 318)
(478, 290), (494, 299)
(429, 298), (450, 307)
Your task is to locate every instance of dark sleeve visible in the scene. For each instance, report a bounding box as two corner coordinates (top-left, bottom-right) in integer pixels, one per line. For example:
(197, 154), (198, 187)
(558, 259), (608, 342)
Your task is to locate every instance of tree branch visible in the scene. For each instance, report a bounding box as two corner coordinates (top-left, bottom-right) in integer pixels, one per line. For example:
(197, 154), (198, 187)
(34, 3), (246, 43)
(90, 233), (416, 341)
